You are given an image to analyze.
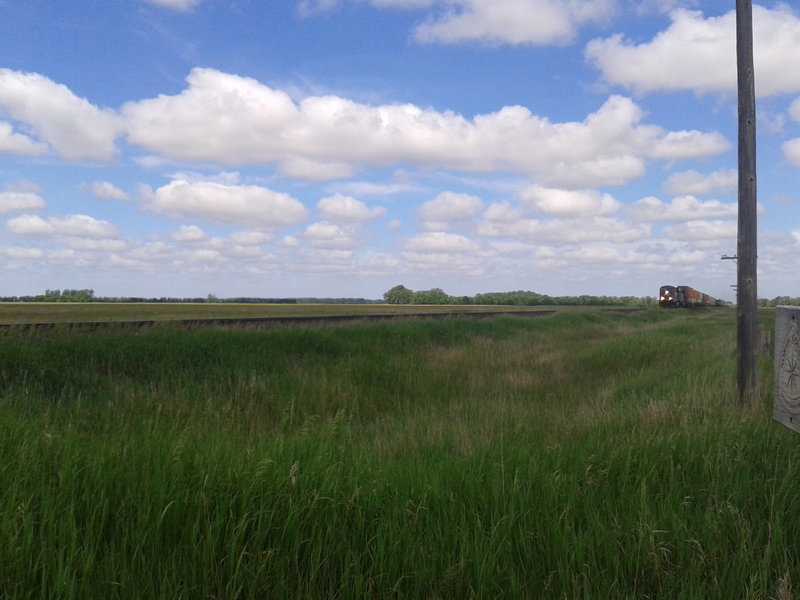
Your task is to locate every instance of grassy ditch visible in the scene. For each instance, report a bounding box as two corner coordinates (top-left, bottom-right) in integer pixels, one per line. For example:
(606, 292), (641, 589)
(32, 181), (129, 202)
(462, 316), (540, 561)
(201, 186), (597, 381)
(1, 309), (797, 598)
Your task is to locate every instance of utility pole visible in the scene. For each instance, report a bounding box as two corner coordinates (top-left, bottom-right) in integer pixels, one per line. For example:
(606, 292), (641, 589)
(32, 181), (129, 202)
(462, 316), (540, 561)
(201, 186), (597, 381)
(736, 0), (758, 405)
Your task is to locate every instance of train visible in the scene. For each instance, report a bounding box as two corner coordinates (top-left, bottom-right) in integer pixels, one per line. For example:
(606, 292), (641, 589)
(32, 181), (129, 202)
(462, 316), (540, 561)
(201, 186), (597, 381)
(659, 285), (727, 308)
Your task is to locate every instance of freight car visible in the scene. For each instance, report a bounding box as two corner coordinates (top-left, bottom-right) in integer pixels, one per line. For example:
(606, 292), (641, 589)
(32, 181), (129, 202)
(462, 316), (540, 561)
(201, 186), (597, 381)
(659, 285), (720, 308)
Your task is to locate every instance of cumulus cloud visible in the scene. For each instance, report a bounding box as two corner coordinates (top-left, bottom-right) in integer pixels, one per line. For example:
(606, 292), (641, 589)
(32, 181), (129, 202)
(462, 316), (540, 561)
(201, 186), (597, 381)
(564, 246), (661, 265)
(121, 69), (726, 187)
(662, 169), (737, 196)
(0, 69), (122, 161)
(483, 201), (521, 222)
(663, 220), (736, 242)
(783, 138), (800, 167)
(305, 221), (362, 249)
(0, 121), (48, 156)
(317, 193), (386, 222)
(172, 224), (207, 242)
(0, 191), (45, 216)
(147, 179), (309, 227)
(4, 246), (44, 259)
(229, 230), (271, 245)
(519, 185), (619, 217)
(586, 5), (800, 97)
(49, 214), (119, 239)
(278, 157), (357, 181)
(63, 238), (128, 252)
(630, 195), (737, 222)
(405, 231), (481, 252)
(412, 0), (615, 46)
(647, 130), (730, 160)
(299, 0), (611, 45)
(7, 213), (119, 239)
(6, 214), (54, 235)
(417, 191), (483, 223)
(89, 181), (129, 201)
(790, 97), (800, 122)
(478, 216), (649, 244)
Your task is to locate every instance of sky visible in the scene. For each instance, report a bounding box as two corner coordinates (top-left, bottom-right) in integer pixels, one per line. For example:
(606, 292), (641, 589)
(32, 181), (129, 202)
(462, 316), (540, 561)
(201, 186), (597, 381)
(1, 1), (800, 301)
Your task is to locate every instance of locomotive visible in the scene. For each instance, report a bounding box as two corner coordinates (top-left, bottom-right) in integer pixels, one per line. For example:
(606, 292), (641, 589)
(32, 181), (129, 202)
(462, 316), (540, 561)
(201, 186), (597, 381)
(659, 285), (721, 308)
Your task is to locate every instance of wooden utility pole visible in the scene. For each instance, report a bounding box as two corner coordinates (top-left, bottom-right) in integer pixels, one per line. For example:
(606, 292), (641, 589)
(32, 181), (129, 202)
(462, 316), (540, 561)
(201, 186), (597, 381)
(736, 0), (758, 405)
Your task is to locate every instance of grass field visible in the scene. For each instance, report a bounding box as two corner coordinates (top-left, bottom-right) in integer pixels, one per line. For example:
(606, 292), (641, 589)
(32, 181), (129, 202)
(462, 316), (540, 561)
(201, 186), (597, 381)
(0, 302), (556, 324)
(1, 307), (797, 598)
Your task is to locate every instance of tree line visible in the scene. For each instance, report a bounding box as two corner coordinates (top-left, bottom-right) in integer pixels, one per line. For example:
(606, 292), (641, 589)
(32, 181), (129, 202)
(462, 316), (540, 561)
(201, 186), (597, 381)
(0, 291), (379, 304)
(6, 286), (798, 306)
(382, 285), (655, 307)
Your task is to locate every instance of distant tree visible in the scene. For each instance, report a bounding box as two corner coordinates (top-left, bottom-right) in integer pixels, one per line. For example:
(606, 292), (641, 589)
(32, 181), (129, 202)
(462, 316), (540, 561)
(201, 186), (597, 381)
(383, 284), (413, 304)
(411, 288), (449, 305)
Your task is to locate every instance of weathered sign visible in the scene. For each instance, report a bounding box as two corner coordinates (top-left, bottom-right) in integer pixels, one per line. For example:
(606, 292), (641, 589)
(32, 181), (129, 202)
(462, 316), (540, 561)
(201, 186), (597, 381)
(775, 306), (800, 433)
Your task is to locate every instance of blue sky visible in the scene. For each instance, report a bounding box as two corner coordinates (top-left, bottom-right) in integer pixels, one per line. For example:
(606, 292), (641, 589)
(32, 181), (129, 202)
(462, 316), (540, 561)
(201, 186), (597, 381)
(1, 0), (799, 301)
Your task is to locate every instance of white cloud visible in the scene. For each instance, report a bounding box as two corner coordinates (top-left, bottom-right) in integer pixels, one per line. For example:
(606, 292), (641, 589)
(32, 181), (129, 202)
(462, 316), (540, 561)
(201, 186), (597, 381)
(317, 193), (386, 222)
(278, 157), (357, 181)
(478, 216), (649, 244)
(405, 231), (481, 252)
(564, 246), (661, 265)
(417, 191), (483, 222)
(630, 195), (737, 222)
(229, 230), (271, 245)
(647, 130), (730, 160)
(172, 224), (207, 242)
(519, 185), (619, 217)
(167, 171), (242, 185)
(4, 246), (44, 259)
(122, 69), (726, 187)
(483, 201), (521, 222)
(0, 191), (45, 215)
(123, 69), (300, 165)
(304, 221), (362, 249)
(668, 249), (706, 264)
(401, 249), (487, 275)
(148, 179), (309, 227)
(333, 180), (416, 197)
(663, 219), (737, 241)
(0, 69), (121, 161)
(49, 214), (119, 239)
(586, 5), (800, 97)
(790, 97), (800, 122)
(89, 181), (129, 201)
(413, 0), (615, 46)
(183, 248), (226, 264)
(782, 138), (800, 167)
(142, 0), (206, 10)
(663, 169), (737, 196)
(0, 121), (48, 155)
(360, 251), (401, 274)
(63, 238), (128, 252)
(6, 214), (54, 235)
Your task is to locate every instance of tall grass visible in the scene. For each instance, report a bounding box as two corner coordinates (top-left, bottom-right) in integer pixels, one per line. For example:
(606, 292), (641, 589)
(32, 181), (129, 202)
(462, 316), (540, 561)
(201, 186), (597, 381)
(1, 309), (797, 598)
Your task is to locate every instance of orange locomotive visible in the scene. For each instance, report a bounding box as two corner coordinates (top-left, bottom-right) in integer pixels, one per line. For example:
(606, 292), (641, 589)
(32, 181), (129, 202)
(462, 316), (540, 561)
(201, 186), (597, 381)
(659, 285), (719, 308)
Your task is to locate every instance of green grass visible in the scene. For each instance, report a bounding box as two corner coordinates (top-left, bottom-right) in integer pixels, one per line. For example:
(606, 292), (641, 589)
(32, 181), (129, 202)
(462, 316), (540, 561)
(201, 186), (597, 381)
(1, 308), (797, 598)
(0, 302), (556, 324)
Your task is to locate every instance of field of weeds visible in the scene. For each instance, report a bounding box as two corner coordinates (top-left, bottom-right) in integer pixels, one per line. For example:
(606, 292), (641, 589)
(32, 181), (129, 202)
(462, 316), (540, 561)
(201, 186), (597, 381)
(0, 302), (554, 325)
(1, 308), (797, 598)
